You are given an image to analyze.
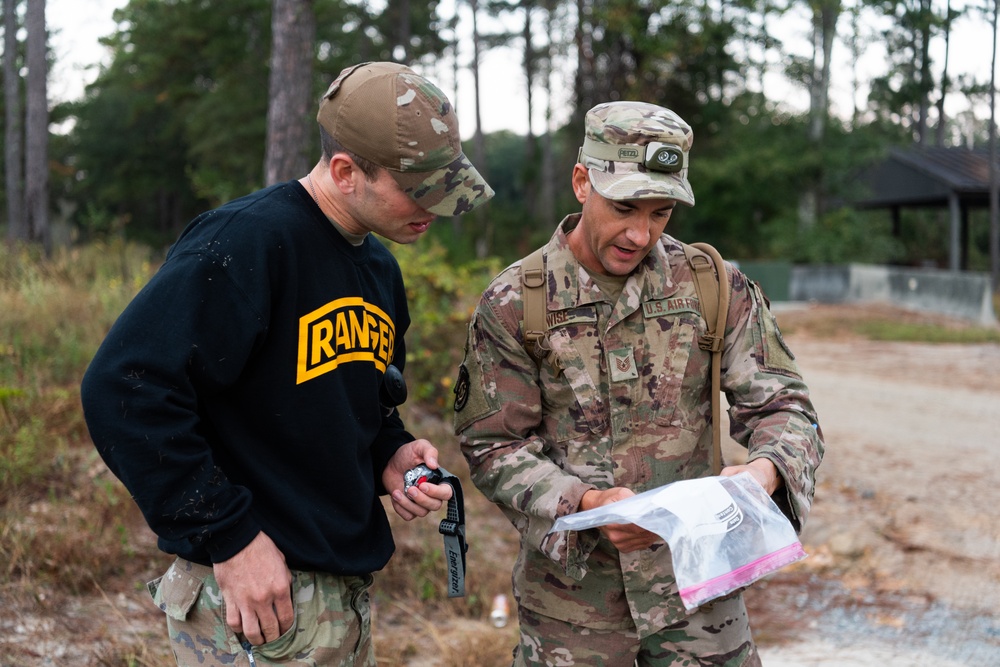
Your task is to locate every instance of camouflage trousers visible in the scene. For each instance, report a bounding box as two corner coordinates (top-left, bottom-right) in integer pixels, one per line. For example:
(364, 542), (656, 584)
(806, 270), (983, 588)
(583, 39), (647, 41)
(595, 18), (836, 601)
(513, 594), (761, 667)
(147, 558), (375, 666)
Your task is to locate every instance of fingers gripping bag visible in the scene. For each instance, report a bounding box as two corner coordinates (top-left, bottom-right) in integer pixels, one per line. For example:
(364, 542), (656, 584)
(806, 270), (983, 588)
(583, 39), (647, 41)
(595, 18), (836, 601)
(550, 472), (806, 611)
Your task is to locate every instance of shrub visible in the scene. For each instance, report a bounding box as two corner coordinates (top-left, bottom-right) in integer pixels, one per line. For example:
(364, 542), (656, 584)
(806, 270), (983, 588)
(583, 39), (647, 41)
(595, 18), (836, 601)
(388, 239), (502, 416)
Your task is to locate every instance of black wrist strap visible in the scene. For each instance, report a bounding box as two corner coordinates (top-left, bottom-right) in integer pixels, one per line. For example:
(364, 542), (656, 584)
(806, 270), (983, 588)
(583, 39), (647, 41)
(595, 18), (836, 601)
(434, 467), (468, 597)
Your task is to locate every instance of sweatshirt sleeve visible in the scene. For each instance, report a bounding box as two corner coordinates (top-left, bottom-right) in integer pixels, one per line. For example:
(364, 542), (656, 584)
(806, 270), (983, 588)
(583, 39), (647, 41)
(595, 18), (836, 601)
(81, 250), (264, 563)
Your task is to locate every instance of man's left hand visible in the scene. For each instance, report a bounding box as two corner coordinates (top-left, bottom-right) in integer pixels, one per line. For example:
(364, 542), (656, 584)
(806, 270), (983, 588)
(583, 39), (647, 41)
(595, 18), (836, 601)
(720, 458), (783, 495)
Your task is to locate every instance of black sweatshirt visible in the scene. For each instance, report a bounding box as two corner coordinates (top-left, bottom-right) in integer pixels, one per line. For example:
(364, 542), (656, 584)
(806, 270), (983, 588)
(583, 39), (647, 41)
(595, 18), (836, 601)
(81, 182), (412, 574)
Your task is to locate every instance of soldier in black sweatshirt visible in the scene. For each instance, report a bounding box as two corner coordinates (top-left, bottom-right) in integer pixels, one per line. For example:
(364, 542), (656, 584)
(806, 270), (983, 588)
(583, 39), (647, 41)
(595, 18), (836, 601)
(81, 62), (492, 666)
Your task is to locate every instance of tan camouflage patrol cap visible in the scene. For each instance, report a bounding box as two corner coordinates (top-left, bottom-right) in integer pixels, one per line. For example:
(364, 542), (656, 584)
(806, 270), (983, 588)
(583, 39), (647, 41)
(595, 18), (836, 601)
(317, 62), (494, 216)
(579, 101), (695, 206)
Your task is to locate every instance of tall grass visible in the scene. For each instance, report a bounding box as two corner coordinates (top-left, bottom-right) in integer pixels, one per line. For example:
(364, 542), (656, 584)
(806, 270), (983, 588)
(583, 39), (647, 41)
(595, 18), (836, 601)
(0, 240), (170, 664)
(1, 241), (159, 569)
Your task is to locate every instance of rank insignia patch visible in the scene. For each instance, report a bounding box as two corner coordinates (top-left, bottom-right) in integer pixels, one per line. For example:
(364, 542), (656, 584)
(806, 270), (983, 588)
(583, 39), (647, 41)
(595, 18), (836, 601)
(608, 348), (638, 382)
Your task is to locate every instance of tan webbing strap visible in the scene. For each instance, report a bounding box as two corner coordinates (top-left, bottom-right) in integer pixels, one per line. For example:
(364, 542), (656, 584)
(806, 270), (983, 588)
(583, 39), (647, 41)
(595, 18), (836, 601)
(521, 247), (547, 360)
(682, 242), (730, 475)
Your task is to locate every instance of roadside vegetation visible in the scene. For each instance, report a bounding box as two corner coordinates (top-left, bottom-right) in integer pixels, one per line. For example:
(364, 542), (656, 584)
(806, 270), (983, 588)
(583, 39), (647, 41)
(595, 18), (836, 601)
(1, 242), (997, 664)
(777, 300), (1000, 344)
(857, 320), (1000, 343)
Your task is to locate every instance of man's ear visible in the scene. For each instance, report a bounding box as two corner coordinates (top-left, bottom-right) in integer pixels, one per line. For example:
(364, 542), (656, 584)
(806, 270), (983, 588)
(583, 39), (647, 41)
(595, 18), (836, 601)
(328, 153), (358, 194)
(571, 163), (591, 204)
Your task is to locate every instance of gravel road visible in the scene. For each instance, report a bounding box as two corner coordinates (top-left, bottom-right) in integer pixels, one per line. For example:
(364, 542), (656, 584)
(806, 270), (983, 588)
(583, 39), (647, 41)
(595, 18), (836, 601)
(744, 325), (1000, 666)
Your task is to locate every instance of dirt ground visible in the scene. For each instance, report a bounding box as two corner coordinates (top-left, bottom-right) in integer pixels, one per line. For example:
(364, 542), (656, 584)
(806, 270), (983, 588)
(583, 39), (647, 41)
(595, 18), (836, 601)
(2, 304), (999, 666)
(744, 304), (1000, 666)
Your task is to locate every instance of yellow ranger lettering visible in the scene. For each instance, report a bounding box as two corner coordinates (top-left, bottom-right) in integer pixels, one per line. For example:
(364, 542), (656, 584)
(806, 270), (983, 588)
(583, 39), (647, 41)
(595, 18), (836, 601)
(310, 320), (335, 366)
(350, 310), (369, 348)
(297, 297), (396, 384)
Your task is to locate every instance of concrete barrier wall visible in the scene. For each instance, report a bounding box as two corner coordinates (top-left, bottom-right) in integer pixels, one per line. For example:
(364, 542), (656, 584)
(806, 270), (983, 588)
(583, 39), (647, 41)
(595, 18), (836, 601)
(784, 264), (996, 325)
(788, 265), (852, 303)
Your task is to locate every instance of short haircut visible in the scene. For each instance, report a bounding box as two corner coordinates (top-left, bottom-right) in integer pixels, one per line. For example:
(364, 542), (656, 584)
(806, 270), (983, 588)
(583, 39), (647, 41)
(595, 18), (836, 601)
(319, 127), (380, 181)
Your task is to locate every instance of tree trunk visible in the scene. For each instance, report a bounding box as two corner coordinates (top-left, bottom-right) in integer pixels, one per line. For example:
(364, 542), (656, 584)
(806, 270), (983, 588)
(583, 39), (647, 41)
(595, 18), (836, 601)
(522, 1), (538, 223)
(989, 0), (998, 290)
(915, 0), (932, 144)
(935, 0), (952, 147)
(24, 0), (48, 252)
(449, 5), (462, 239)
(539, 1), (556, 228)
(804, 0), (840, 229)
(808, 0), (839, 145)
(396, 0), (411, 62)
(4, 0), (24, 242)
(468, 0), (491, 259)
(847, 3), (861, 128)
(573, 0), (593, 130)
(264, 0), (315, 186)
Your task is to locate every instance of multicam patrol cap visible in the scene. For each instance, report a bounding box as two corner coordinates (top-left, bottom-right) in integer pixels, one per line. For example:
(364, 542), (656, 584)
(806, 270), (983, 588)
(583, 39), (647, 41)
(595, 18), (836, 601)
(317, 62), (494, 217)
(579, 101), (695, 206)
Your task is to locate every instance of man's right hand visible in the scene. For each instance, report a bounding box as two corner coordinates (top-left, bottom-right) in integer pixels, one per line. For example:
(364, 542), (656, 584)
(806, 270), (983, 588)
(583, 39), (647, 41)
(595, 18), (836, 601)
(213, 531), (294, 646)
(579, 487), (661, 553)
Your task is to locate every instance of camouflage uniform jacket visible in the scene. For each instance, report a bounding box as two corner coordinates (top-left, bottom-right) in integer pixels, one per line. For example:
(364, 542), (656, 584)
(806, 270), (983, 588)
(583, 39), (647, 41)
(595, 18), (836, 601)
(454, 214), (824, 638)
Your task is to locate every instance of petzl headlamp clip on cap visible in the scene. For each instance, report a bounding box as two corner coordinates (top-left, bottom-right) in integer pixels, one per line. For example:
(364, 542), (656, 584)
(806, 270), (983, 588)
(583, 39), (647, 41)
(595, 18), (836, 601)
(579, 137), (688, 174)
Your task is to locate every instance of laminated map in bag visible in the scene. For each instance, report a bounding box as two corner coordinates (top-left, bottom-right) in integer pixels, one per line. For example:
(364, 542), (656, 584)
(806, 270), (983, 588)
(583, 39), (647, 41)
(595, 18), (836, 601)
(550, 472), (806, 611)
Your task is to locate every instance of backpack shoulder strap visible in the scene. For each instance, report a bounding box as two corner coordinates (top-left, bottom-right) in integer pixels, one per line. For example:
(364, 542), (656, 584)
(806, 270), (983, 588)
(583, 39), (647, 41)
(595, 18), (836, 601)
(521, 247), (547, 360)
(681, 242), (731, 475)
(682, 242), (729, 353)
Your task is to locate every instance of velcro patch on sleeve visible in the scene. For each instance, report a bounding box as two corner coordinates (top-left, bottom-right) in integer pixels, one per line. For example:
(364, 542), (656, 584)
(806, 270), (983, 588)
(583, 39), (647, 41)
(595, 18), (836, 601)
(750, 281), (801, 378)
(453, 315), (502, 434)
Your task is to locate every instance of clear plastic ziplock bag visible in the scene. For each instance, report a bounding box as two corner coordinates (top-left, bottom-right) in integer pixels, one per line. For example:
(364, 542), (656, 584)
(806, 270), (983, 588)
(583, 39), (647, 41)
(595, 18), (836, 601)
(550, 472), (806, 611)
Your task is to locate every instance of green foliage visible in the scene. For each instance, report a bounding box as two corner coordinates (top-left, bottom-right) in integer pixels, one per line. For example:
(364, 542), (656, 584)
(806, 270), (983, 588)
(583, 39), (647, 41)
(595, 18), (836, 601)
(387, 239), (502, 415)
(770, 207), (906, 265)
(426, 128), (577, 267)
(856, 320), (1000, 344)
(866, 0), (947, 135)
(59, 0), (453, 243)
(42, 0), (995, 270)
(61, 0), (273, 242)
(576, 0), (746, 129)
(314, 0), (447, 75)
(675, 95), (813, 255)
(677, 99), (917, 263)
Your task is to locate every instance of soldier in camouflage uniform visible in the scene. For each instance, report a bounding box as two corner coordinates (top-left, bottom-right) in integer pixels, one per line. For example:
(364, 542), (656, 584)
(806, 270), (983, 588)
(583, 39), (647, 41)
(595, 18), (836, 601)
(453, 101), (824, 666)
(82, 62), (492, 666)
